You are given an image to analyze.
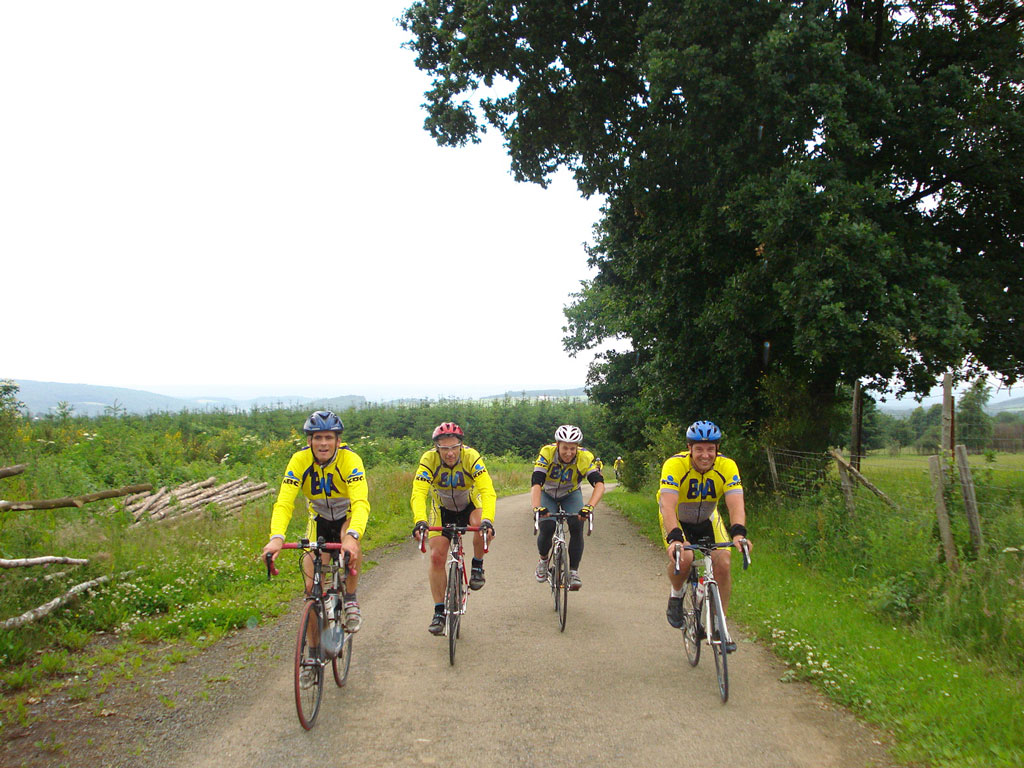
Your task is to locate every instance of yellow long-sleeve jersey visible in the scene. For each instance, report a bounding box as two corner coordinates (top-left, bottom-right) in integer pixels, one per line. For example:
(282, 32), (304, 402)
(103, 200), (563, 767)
(269, 445), (369, 540)
(411, 446), (496, 524)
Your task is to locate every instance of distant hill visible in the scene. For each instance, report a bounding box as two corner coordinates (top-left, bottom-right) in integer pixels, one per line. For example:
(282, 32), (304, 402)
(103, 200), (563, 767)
(879, 394), (1024, 417)
(482, 387), (587, 401)
(12, 380), (365, 417)
(990, 396), (1024, 414)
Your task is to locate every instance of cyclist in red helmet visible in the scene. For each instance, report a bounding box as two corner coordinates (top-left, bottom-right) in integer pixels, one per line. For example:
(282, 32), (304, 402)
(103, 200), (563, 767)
(411, 422), (497, 635)
(262, 410), (369, 636)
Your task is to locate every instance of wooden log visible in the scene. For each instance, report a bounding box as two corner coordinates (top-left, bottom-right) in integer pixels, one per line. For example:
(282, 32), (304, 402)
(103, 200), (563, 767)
(954, 444), (985, 555)
(131, 487), (168, 518)
(1, 556), (89, 569)
(0, 483), (153, 512)
(942, 373), (953, 456)
(928, 455), (958, 571)
(829, 450), (898, 509)
(0, 571), (133, 630)
(0, 464), (28, 479)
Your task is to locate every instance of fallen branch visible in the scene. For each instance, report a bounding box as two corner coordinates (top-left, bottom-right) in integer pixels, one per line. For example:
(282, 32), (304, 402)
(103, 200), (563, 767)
(0, 464), (28, 479)
(0, 555), (90, 569)
(0, 484), (153, 512)
(829, 450), (898, 509)
(0, 571), (134, 630)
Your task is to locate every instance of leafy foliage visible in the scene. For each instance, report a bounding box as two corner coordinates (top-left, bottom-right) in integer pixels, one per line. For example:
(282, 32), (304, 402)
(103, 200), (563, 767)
(401, 1), (1024, 450)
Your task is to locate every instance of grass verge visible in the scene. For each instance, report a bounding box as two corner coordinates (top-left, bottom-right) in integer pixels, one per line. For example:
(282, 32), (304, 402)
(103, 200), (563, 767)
(603, 486), (1024, 768)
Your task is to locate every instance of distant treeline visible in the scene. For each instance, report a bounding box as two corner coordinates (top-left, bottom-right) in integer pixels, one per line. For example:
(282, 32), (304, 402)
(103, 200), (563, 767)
(0, 381), (619, 501)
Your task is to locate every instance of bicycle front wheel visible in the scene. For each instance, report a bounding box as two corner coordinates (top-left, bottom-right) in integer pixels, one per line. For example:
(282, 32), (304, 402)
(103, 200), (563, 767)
(707, 582), (729, 703)
(682, 580), (701, 667)
(447, 561), (461, 666)
(294, 599), (325, 729)
(551, 546), (562, 613)
(557, 543), (569, 632)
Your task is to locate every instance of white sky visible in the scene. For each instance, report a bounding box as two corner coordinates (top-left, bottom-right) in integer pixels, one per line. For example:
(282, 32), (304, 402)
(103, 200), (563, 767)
(1, 1), (608, 401)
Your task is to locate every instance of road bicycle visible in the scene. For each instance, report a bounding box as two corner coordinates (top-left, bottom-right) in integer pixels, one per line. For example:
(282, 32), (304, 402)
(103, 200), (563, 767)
(533, 508), (593, 631)
(673, 539), (750, 703)
(419, 524), (489, 665)
(266, 538), (354, 729)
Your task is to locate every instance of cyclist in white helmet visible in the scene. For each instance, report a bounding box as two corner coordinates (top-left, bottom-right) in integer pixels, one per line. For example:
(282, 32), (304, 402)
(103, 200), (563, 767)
(530, 424), (605, 590)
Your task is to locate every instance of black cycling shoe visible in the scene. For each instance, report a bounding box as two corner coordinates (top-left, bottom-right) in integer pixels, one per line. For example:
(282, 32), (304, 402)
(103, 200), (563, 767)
(469, 567), (485, 590)
(666, 597), (685, 628)
(428, 613), (445, 636)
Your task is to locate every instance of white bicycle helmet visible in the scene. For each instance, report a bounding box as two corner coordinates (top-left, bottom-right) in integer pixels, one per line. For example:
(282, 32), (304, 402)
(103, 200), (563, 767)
(554, 424), (583, 444)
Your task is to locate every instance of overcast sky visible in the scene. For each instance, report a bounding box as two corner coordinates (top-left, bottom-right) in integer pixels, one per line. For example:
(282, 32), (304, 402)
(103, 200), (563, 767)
(2, 1), (608, 401)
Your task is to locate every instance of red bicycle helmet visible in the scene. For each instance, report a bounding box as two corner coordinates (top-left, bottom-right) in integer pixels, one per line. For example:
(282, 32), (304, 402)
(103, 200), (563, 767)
(431, 422), (464, 442)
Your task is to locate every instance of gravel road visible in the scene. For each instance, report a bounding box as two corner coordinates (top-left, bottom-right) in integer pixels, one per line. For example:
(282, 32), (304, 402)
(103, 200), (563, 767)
(0, 490), (893, 767)
(132, 490), (892, 768)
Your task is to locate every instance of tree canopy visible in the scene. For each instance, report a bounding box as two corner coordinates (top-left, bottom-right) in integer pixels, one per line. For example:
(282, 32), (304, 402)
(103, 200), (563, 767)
(401, 0), (1023, 448)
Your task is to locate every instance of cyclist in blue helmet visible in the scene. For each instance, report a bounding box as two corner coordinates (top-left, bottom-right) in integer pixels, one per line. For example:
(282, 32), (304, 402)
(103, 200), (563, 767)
(262, 410), (369, 635)
(658, 420), (751, 648)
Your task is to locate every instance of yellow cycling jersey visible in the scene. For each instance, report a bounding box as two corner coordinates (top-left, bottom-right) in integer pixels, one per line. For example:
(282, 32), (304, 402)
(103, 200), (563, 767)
(532, 443), (601, 499)
(411, 446), (496, 523)
(269, 444), (369, 540)
(658, 452), (743, 525)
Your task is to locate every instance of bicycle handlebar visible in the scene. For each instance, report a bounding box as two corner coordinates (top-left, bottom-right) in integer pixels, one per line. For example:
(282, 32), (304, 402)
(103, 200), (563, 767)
(265, 539), (351, 578)
(671, 540), (751, 575)
(533, 508), (594, 535)
(418, 525), (490, 553)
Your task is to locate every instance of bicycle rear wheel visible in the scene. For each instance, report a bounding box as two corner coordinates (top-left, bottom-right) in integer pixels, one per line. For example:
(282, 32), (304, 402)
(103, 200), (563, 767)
(682, 579), (701, 667)
(707, 582), (729, 703)
(294, 599), (325, 729)
(331, 618), (352, 688)
(557, 543), (569, 632)
(447, 561), (461, 666)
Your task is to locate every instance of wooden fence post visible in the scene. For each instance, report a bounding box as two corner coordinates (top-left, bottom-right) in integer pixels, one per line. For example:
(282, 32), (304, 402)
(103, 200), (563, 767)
(953, 444), (985, 555)
(851, 381), (863, 472)
(942, 373), (953, 457)
(836, 458), (856, 516)
(766, 447), (779, 491)
(928, 455), (958, 571)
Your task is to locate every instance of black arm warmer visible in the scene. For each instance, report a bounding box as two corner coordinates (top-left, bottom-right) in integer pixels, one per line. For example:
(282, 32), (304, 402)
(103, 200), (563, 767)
(729, 523), (748, 538)
(531, 471), (546, 487)
(588, 471), (604, 485)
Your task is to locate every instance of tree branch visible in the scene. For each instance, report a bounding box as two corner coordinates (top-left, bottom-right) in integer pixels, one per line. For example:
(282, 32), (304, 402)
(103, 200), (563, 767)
(0, 483), (153, 512)
(0, 556), (90, 569)
(0, 464), (28, 479)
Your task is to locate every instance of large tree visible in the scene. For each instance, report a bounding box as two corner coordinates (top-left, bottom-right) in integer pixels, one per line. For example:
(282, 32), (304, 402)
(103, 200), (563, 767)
(401, 0), (1023, 449)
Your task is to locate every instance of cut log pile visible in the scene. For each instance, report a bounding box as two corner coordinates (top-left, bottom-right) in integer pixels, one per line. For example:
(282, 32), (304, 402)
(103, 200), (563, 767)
(125, 476), (273, 527)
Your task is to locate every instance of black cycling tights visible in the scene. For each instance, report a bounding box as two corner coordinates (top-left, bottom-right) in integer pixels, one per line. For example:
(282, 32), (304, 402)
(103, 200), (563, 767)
(537, 516), (585, 569)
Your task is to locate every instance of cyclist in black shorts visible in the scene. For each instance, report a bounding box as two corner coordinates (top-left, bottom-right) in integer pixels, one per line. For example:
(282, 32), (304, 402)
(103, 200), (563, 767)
(411, 422), (497, 635)
(261, 410), (368, 632)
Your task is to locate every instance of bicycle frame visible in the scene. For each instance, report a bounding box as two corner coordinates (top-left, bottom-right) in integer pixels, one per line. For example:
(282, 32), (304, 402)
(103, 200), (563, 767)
(534, 508), (593, 631)
(419, 524), (490, 664)
(672, 539), (750, 703)
(265, 537), (355, 729)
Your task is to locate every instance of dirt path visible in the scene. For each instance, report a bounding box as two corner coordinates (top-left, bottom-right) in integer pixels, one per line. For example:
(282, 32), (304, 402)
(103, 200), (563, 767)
(3, 491), (895, 767)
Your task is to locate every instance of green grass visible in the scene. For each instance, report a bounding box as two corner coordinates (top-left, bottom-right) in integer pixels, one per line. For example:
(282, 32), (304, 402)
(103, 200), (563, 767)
(604, 486), (1024, 768)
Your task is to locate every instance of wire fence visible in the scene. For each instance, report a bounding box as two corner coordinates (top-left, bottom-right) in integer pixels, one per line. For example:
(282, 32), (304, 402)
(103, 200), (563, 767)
(764, 445), (1024, 555)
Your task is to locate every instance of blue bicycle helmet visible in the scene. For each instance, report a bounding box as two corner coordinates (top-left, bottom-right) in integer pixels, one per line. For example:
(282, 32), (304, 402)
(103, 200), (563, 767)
(686, 420), (722, 442)
(303, 410), (344, 435)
